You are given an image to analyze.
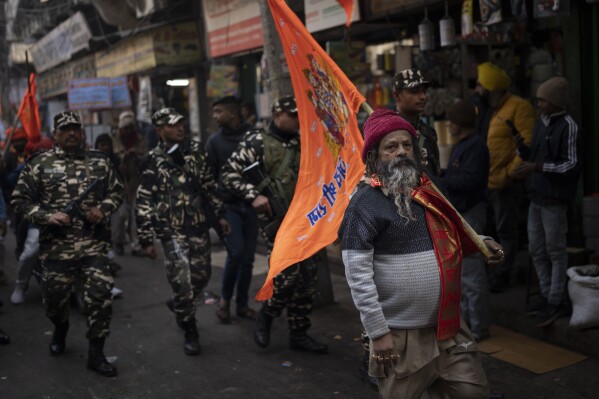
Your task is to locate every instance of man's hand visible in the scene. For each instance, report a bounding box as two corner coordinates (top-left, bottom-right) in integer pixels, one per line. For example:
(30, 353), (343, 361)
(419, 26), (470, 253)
(372, 333), (399, 368)
(143, 245), (157, 259)
(219, 217), (232, 236)
(85, 207), (105, 225)
(48, 212), (71, 226)
(484, 239), (505, 267)
(252, 194), (272, 217)
(513, 162), (537, 179)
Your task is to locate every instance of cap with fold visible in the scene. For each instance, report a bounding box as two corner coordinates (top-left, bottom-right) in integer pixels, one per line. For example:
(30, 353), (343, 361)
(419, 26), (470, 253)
(272, 96), (297, 113)
(361, 108), (418, 162)
(392, 69), (429, 91)
(54, 111), (82, 130)
(118, 111), (135, 128)
(446, 100), (477, 128)
(151, 107), (184, 127)
(536, 77), (569, 109)
(477, 62), (511, 92)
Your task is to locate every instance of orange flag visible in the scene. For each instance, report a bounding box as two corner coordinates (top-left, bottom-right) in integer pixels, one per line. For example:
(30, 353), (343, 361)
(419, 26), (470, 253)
(257, 0), (366, 300)
(17, 73), (42, 143)
(336, 0), (355, 27)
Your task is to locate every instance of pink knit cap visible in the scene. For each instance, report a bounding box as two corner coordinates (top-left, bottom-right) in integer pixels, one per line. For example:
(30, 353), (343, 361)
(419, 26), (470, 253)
(361, 108), (418, 162)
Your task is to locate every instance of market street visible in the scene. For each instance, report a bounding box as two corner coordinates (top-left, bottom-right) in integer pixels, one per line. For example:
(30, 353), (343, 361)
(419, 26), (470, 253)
(0, 232), (598, 398)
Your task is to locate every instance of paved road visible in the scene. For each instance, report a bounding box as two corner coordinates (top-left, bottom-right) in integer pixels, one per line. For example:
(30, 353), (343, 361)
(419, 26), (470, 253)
(0, 233), (598, 398)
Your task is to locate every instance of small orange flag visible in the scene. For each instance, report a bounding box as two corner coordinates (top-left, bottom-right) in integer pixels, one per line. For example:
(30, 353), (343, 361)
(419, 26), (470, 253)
(336, 0), (355, 27)
(257, 0), (366, 300)
(17, 73), (42, 143)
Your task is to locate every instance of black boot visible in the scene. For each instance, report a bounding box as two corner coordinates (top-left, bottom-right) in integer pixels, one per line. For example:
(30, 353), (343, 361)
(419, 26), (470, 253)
(49, 321), (69, 356)
(181, 319), (201, 356)
(254, 307), (273, 348)
(167, 299), (185, 330)
(358, 351), (379, 391)
(87, 338), (118, 377)
(289, 330), (328, 354)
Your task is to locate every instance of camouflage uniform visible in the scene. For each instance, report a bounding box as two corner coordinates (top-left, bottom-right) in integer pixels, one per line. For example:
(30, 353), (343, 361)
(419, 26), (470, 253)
(222, 123), (319, 333)
(11, 146), (123, 339)
(136, 139), (224, 323)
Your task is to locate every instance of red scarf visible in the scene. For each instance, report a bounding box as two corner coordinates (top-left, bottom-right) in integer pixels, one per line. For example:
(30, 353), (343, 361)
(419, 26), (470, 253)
(371, 174), (479, 340)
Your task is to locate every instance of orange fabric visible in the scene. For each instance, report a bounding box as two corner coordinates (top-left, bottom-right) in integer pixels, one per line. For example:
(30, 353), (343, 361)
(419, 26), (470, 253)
(17, 73), (41, 143)
(412, 176), (480, 340)
(257, 0), (366, 300)
(336, 0), (354, 27)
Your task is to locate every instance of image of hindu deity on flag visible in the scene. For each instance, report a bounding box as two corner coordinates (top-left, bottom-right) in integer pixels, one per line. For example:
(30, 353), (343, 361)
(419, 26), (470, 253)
(256, 0), (366, 300)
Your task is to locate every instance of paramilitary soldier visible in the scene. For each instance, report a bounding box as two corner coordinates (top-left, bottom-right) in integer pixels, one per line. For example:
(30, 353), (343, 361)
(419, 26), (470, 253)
(222, 95), (328, 354)
(11, 111), (124, 377)
(136, 108), (231, 356)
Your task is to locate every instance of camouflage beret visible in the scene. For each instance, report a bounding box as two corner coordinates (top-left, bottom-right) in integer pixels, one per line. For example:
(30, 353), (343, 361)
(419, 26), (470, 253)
(54, 111), (82, 130)
(151, 107), (184, 127)
(271, 96), (297, 114)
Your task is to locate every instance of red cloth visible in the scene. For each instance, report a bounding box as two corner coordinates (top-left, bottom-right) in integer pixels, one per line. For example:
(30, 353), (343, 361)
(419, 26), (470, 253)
(361, 109), (417, 162)
(17, 73), (41, 143)
(6, 127), (27, 141)
(412, 176), (480, 339)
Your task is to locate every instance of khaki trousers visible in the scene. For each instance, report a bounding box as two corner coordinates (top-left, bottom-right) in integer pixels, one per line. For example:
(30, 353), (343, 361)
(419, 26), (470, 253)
(370, 322), (489, 399)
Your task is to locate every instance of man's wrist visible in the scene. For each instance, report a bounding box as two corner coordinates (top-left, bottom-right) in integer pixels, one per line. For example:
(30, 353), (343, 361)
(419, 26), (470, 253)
(536, 163), (544, 172)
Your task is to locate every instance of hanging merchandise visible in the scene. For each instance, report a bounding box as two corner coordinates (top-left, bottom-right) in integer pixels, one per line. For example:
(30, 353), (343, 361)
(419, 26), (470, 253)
(533, 0), (570, 18)
(440, 1), (456, 47)
(510, 0), (527, 18)
(479, 0), (502, 25)
(461, 0), (474, 37)
(418, 8), (435, 51)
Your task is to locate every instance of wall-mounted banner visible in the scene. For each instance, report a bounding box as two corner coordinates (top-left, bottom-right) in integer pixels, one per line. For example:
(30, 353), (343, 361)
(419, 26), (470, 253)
(305, 0), (360, 32)
(202, 0), (264, 57)
(31, 12), (92, 73)
(207, 64), (238, 98)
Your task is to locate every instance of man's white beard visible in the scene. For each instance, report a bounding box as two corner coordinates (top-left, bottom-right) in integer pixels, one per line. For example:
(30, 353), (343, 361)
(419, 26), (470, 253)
(376, 157), (421, 223)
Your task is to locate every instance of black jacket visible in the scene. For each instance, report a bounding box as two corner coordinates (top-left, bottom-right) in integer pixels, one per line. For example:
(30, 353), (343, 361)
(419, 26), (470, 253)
(205, 123), (252, 203)
(520, 113), (582, 205)
(440, 133), (489, 213)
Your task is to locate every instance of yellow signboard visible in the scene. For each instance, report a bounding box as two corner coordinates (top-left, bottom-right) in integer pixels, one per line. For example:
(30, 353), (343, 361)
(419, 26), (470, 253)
(94, 22), (202, 78)
(154, 21), (202, 66)
(95, 32), (156, 78)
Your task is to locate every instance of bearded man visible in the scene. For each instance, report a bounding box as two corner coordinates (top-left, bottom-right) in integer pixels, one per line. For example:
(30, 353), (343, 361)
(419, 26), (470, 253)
(340, 109), (504, 398)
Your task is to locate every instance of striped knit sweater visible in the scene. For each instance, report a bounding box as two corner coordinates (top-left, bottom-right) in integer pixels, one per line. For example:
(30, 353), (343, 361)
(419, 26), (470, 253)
(340, 186), (441, 340)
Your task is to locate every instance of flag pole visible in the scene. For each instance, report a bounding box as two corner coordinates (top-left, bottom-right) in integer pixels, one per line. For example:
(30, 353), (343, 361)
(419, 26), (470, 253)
(3, 52), (32, 160)
(360, 101), (492, 258)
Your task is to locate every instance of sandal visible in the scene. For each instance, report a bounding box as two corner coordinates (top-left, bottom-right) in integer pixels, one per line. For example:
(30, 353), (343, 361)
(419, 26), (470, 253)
(216, 305), (231, 324)
(236, 307), (257, 320)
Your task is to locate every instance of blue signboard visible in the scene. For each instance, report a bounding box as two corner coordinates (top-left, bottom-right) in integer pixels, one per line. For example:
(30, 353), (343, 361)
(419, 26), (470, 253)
(68, 78), (111, 110)
(110, 77), (132, 108)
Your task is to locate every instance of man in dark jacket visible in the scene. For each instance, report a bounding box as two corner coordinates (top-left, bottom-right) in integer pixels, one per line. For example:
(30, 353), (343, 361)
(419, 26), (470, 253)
(441, 100), (491, 341)
(514, 77), (582, 327)
(206, 96), (258, 323)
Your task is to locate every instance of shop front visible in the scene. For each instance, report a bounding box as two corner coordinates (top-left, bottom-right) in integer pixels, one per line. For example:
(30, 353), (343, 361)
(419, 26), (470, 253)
(94, 20), (203, 140)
